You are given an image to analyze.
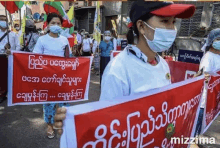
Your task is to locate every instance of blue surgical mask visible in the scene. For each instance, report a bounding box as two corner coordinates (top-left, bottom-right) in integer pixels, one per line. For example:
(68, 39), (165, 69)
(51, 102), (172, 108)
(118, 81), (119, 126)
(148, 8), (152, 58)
(212, 41), (220, 50)
(0, 21), (7, 28)
(143, 22), (177, 52)
(49, 25), (62, 34)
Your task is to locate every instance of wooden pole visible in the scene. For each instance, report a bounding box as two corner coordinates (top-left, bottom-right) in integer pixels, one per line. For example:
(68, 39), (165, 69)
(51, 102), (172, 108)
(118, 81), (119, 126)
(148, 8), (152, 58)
(4, 2), (9, 44)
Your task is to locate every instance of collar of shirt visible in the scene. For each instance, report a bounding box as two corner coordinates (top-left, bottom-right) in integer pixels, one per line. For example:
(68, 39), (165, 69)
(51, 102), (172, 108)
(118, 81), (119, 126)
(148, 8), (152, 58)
(126, 44), (160, 63)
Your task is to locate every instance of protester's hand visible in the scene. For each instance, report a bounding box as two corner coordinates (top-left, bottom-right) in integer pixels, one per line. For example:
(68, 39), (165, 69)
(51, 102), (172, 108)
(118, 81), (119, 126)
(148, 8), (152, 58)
(54, 107), (67, 135)
(204, 73), (211, 83)
(194, 70), (203, 78)
(4, 43), (11, 50)
(5, 49), (11, 56)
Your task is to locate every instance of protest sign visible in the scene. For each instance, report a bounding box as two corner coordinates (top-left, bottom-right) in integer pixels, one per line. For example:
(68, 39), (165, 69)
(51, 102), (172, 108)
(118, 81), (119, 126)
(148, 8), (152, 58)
(167, 61), (199, 83)
(8, 52), (92, 106)
(61, 76), (204, 148)
(121, 40), (128, 50)
(203, 74), (220, 132)
(110, 51), (121, 60)
(178, 49), (204, 64)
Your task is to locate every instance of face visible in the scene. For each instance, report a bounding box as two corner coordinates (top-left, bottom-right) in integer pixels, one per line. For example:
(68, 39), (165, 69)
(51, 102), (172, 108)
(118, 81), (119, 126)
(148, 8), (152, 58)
(137, 15), (176, 41)
(48, 17), (62, 28)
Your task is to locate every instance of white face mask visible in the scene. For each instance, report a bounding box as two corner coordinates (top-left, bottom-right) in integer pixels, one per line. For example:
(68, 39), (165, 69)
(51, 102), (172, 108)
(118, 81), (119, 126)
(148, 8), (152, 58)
(0, 21), (7, 28)
(105, 36), (111, 41)
(15, 27), (19, 31)
(143, 22), (177, 52)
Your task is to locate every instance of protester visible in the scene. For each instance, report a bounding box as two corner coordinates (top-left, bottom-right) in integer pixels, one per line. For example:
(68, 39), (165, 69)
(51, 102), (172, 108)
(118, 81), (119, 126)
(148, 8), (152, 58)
(0, 15), (20, 52)
(111, 29), (117, 51)
(33, 13), (72, 139)
(99, 30), (114, 84)
(81, 32), (92, 56)
(13, 23), (22, 37)
(91, 36), (98, 54)
(21, 19), (39, 52)
(54, 1), (195, 136)
(194, 28), (220, 137)
(75, 28), (82, 56)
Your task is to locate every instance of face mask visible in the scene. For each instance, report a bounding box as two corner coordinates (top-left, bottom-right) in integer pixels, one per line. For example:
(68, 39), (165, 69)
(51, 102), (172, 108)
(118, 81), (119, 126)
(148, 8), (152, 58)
(105, 36), (111, 41)
(49, 25), (62, 34)
(143, 22), (177, 52)
(212, 41), (220, 50)
(0, 21), (7, 28)
(15, 27), (19, 31)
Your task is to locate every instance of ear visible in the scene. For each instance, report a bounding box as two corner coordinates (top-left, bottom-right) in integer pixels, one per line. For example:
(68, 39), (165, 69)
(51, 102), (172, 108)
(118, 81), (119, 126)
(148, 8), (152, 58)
(136, 20), (145, 35)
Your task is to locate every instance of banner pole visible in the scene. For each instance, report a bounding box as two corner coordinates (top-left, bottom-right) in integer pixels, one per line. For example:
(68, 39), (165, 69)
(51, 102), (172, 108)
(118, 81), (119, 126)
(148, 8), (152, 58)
(4, 2), (10, 44)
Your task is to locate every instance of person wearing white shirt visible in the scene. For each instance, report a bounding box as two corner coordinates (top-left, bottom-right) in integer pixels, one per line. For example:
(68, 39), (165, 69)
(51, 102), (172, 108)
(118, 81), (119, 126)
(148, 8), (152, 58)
(111, 29), (117, 51)
(81, 33), (92, 56)
(92, 38), (98, 54)
(54, 1), (196, 137)
(194, 28), (220, 137)
(33, 13), (72, 139)
(0, 15), (20, 52)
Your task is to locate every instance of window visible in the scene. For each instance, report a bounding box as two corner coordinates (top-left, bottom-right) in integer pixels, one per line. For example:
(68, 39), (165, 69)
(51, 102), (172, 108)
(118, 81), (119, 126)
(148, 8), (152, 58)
(178, 6), (203, 36)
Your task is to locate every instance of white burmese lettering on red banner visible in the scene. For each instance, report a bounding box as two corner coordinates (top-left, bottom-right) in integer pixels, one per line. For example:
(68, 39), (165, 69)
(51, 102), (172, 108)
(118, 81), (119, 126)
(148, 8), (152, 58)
(49, 58), (80, 70)
(161, 138), (175, 148)
(22, 76), (40, 83)
(42, 74), (82, 86)
(16, 89), (49, 102)
(83, 124), (107, 148)
(28, 55), (80, 70)
(28, 55), (47, 69)
(82, 93), (202, 148)
(208, 78), (220, 93)
(57, 89), (83, 100)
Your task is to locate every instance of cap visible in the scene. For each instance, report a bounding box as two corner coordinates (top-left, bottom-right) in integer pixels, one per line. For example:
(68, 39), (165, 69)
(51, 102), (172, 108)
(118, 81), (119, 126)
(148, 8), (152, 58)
(129, 1), (195, 23)
(26, 19), (35, 28)
(104, 30), (111, 35)
(206, 28), (220, 47)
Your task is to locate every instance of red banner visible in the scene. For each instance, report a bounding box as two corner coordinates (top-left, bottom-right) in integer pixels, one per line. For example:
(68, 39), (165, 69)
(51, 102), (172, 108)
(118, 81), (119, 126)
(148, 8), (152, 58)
(167, 61), (199, 83)
(8, 52), (92, 106)
(204, 74), (220, 131)
(61, 77), (204, 148)
(110, 51), (121, 60)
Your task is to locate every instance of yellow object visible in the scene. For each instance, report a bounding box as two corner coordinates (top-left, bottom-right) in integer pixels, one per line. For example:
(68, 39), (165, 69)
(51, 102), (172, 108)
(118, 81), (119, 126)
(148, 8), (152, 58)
(19, 12), (26, 45)
(93, 1), (101, 44)
(67, 5), (74, 21)
(111, 20), (118, 36)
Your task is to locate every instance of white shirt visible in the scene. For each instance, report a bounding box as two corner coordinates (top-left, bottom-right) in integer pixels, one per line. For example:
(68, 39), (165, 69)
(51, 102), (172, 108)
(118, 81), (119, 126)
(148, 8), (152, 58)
(77, 33), (82, 44)
(112, 38), (117, 51)
(0, 29), (20, 52)
(100, 45), (171, 101)
(33, 34), (72, 57)
(82, 38), (92, 52)
(199, 51), (220, 73)
(199, 51), (220, 108)
(92, 39), (98, 53)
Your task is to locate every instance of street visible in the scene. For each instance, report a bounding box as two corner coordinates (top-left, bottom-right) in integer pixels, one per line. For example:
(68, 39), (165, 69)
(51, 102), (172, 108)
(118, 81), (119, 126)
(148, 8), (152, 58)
(0, 72), (219, 148)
